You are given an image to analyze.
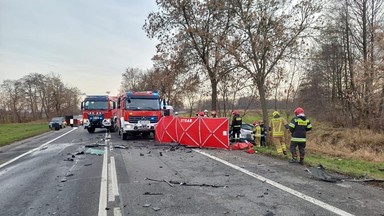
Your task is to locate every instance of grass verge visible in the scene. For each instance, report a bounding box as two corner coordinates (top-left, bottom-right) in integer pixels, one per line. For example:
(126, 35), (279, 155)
(0, 122), (50, 147)
(253, 146), (384, 181)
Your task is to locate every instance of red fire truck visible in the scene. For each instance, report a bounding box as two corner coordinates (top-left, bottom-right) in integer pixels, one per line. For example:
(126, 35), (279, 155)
(81, 95), (117, 133)
(117, 91), (167, 140)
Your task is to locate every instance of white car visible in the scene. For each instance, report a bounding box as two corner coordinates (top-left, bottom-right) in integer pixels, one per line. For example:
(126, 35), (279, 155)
(230, 123), (254, 142)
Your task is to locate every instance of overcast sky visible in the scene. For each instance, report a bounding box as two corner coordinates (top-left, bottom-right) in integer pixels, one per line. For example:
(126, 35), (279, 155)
(0, 0), (158, 95)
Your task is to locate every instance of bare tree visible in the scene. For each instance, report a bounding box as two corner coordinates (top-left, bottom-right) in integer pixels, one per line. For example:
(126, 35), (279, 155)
(144, 0), (235, 111)
(228, 0), (322, 125)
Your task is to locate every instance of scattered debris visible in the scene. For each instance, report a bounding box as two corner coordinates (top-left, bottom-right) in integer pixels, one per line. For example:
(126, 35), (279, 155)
(152, 207), (161, 211)
(170, 147), (176, 151)
(147, 151), (151, 154)
(306, 165), (342, 182)
(40, 146), (48, 150)
(236, 194), (245, 198)
(143, 203), (151, 207)
(75, 151), (84, 155)
(185, 150), (192, 153)
(64, 158), (74, 162)
(60, 178), (67, 182)
(85, 144), (102, 148)
(164, 179), (175, 187)
(84, 163), (92, 166)
(140, 153), (144, 156)
(105, 207), (110, 210)
(143, 192), (163, 195)
(65, 173), (74, 177)
(85, 148), (105, 155)
(159, 166), (163, 168)
(114, 145), (127, 149)
(159, 152), (163, 156)
(71, 155), (75, 158)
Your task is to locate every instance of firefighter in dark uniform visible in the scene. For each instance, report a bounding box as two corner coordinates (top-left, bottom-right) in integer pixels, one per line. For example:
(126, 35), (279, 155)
(231, 110), (242, 142)
(259, 120), (267, 147)
(289, 107), (312, 165)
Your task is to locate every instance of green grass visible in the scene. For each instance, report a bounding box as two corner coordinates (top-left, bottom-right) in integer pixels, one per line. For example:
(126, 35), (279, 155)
(253, 146), (384, 181)
(0, 122), (50, 147)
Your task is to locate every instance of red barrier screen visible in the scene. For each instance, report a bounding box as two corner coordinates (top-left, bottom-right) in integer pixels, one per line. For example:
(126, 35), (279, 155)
(156, 116), (229, 149)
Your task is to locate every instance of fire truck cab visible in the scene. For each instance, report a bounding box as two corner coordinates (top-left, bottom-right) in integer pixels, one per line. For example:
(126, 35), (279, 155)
(117, 91), (165, 140)
(81, 95), (117, 133)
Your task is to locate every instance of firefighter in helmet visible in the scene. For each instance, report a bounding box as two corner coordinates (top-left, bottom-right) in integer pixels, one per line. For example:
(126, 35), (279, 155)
(259, 120), (267, 147)
(289, 107), (312, 165)
(253, 121), (262, 147)
(231, 110), (242, 142)
(269, 111), (289, 155)
(211, 110), (217, 118)
(203, 109), (209, 117)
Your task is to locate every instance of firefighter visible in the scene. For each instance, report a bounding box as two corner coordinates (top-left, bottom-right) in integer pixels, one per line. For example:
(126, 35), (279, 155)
(259, 120), (267, 147)
(289, 107), (312, 165)
(203, 109), (209, 117)
(253, 121), (262, 147)
(231, 110), (242, 142)
(211, 110), (217, 118)
(269, 111), (289, 155)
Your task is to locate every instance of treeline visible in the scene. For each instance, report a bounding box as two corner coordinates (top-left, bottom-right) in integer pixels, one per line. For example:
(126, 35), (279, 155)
(0, 73), (81, 123)
(131, 0), (384, 131)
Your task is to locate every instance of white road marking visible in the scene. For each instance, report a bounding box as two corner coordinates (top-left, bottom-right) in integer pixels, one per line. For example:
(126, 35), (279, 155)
(194, 149), (355, 216)
(108, 163), (114, 202)
(114, 207), (122, 216)
(110, 156), (120, 197)
(0, 128), (77, 169)
(98, 147), (108, 216)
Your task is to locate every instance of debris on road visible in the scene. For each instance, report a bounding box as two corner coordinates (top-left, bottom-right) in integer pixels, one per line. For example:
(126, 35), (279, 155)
(64, 158), (74, 162)
(85, 148), (104, 155)
(84, 163), (92, 166)
(65, 173), (74, 177)
(143, 192), (163, 195)
(152, 207), (161, 211)
(75, 151), (85, 155)
(140, 153), (144, 156)
(40, 146), (48, 150)
(114, 145), (127, 149)
(306, 165), (342, 182)
(143, 203), (151, 207)
(60, 178), (67, 182)
(159, 152), (163, 156)
(85, 143), (105, 148)
(145, 177), (227, 188)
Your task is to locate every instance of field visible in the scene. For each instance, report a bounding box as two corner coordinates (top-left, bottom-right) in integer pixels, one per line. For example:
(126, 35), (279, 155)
(0, 122), (50, 147)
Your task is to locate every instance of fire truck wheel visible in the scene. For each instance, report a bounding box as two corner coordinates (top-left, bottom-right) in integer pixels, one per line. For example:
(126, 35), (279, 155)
(87, 127), (95, 133)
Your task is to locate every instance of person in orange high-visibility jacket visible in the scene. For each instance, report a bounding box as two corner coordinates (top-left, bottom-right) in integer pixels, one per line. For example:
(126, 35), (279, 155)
(269, 111), (289, 155)
(253, 121), (262, 147)
(289, 107), (312, 165)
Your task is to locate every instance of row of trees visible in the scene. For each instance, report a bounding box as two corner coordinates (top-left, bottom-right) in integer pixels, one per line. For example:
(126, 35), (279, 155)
(299, 0), (384, 130)
(126, 0), (384, 130)
(141, 0), (322, 125)
(0, 73), (81, 123)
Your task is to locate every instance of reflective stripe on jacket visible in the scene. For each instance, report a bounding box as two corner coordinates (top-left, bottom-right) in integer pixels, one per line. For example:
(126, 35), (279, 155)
(269, 117), (287, 137)
(254, 125), (262, 137)
(289, 116), (312, 142)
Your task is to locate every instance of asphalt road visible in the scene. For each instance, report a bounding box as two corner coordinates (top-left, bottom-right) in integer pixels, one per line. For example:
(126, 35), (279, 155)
(0, 126), (383, 216)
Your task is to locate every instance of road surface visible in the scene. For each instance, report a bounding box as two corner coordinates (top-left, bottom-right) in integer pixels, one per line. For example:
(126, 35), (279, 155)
(0, 126), (383, 216)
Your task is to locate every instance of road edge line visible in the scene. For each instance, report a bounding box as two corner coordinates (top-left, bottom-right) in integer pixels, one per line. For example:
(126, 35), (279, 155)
(98, 146), (108, 216)
(0, 128), (77, 170)
(194, 149), (355, 216)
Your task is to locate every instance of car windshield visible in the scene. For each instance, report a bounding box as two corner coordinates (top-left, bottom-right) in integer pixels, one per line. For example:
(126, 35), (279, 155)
(125, 98), (160, 110)
(242, 124), (254, 131)
(51, 117), (63, 122)
(84, 100), (109, 110)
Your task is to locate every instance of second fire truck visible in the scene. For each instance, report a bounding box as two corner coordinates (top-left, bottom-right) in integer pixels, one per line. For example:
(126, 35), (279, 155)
(117, 91), (167, 140)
